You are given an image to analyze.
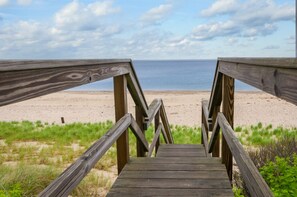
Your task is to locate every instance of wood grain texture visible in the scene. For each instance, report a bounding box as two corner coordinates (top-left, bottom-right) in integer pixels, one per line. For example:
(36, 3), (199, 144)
(218, 113), (273, 197)
(107, 188), (233, 197)
(126, 67), (148, 116)
(130, 116), (149, 152)
(218, 61), (297, 106)
(202, 100), (210, 131)
(158, 144), (203, 149)
(112, 178), (231, 189)
(108, 144), (232, 196)
(208, 117), (220, 154)
(130, 157), (221, 164)
(135, 106), (146, 157)
(222, 74), (234, 181)
(118, 170), (228, 179)
(0, 63), (130, 107)
(219, 58), (297, 69)
(212, 105), (220, 157)
(39, 114), (131, 197)
(114, 75), (129, 174)
(0, 59), (131, 71)
(201, 124), (210, 157)
(160, 100), (174, 143)
(144, 98), (162, 127)
(208, 62), (223, 118)
(160, 124), (169, 144)
(147, 124), (162, 157)
(154, 110), (160, 155)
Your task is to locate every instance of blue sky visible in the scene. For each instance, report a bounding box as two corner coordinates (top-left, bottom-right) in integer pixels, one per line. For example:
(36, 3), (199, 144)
(0, 0), (295, 59)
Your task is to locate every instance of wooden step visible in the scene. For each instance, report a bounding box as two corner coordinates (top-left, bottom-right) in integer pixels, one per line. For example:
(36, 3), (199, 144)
(107, 144), (233, 196)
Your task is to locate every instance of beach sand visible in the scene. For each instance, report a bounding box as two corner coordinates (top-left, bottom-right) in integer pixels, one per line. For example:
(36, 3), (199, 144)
(0, 91), (296, 127)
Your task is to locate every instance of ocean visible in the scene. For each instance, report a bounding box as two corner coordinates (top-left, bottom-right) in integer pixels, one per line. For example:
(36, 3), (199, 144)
(72, 60), (255, 91)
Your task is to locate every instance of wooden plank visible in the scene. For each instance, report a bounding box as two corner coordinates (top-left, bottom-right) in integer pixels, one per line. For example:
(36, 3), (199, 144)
(130, 116), (149, 152)
(155, 110), (160, 155)
(208, 117), (220, 154)
(218, 112), (273, 197)
(107, 188), (234, 197)
(144, 99), (162, 126)
(157, 148), (205, 153)
(0, 63), (130, 107)
(157, 152), (205, 157)
(218, 61), (297, 106)
(135, 106), (145, 157)
(111, 178), (231, 189)
(130, 157), (222, 164)
(158, 144), (203, 149)
(202, 100), (210, 131)
(119, 170), (229, 179)
(0, 59), (131, 71)
(114, 75), (129, 174)
(126, 65), (148, 116)
(39, 114), (131, 197)
(211, 105), (220, 157)
(208, 62), (223, 118)
(160, 100), (174, 143)
(219, 57), (297, 69)
(160, 124), (169, 144)
(147, 124), (162, 157)
(201, 124), (210, 157)
(222, 74), (234, 181)
(124, 163), (226, 171)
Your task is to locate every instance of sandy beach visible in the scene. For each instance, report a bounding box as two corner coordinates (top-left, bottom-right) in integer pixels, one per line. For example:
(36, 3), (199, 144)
(0, 91), (296, 127)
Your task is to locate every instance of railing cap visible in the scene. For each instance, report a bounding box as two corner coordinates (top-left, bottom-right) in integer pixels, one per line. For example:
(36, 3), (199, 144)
(0, 59), (132, 72)
(218, 57), (297, 69)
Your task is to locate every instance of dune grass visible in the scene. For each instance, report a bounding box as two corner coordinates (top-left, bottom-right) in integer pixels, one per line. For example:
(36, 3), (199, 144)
(0, 120), (296, 196)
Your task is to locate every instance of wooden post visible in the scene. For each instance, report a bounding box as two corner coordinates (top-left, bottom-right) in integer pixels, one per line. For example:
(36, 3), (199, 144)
(212, 105), (220, 157)
(136, 105), (146, 157)
(201, 108), (204, 145)
(114, 75), (129, 174)
(222, 74), (234, 181)
(155, 110), (160, 156)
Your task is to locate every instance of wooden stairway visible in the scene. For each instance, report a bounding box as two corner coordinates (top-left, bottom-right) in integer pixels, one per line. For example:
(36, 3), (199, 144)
(107, 144), (233, 196)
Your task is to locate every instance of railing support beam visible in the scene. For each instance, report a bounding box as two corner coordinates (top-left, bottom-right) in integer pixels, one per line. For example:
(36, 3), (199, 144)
(154, 110), (160, 155)
(222, 74), (234, 181)
(212, 105), (220, 157)
(136, 105), (146, 157)
(114, 75), (129, 174)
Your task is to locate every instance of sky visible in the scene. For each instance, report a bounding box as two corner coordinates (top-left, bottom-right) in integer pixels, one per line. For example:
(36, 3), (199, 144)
(0, 0), (295, 59)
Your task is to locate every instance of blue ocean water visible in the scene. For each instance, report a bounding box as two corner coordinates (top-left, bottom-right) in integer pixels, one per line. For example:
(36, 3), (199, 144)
(72, 60), (255, 91)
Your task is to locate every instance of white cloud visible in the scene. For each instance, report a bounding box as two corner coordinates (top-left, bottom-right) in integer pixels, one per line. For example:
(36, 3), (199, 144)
(0, 0), (9, 6)
(192, 21), (238, 40)
(141, 4), (173, 25)
(287, 35), (295, 45)
(0, 1), (122, 58)
(54, 0), (120, 31)
(193, 0), (294, 40)
(201, 0), (238, 16)
(263, 45), (280, 50)
(17, 0), (32, 6)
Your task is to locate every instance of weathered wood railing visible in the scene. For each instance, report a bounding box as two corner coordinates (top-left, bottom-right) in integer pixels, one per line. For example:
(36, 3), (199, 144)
(202, 58), (297, 197)
(0, 59), (173, 196)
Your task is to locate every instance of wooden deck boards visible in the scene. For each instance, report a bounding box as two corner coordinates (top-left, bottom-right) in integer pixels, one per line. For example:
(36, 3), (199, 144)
(107, 144), (233, 196)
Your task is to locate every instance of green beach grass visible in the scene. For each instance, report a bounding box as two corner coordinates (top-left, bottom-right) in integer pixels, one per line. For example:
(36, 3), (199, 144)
(0, 121), (296, 196)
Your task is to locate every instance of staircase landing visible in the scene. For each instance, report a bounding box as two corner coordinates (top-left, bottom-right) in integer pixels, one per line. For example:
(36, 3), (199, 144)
(107, 144), (233, 196)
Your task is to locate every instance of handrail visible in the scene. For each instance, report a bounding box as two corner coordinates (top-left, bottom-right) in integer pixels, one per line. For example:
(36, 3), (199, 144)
(204, 57), (297, 196)
(0, 59), (174, 196)
(0, 60), (149, 116)
(208, 113), (273, 197)
(39, 113), (152, 196)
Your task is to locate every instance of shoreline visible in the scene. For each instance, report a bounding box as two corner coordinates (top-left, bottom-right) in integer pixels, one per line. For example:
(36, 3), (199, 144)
(0, 91), (296, 127)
